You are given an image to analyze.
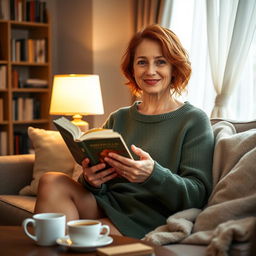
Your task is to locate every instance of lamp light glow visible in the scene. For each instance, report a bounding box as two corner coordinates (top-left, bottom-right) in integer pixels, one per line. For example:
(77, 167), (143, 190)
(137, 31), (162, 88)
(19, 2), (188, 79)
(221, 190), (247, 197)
(50, 74), (104, 131)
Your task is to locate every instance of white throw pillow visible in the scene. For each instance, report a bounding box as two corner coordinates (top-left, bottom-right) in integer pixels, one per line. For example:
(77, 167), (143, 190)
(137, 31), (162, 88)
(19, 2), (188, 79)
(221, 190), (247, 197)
(19, 127), (76, 196)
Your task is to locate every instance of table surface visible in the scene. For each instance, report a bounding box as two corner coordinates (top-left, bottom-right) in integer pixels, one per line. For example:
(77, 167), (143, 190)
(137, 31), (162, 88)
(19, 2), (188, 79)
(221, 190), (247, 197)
(0, 226), (175, 256)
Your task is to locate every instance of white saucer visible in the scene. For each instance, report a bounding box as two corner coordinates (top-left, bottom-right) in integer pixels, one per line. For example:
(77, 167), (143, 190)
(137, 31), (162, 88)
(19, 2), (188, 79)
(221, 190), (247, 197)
(56, 235), (113, 252)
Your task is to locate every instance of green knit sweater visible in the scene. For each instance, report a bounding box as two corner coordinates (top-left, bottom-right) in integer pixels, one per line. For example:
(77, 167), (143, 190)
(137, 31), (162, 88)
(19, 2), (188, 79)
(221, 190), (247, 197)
(79, 101), (214, 239)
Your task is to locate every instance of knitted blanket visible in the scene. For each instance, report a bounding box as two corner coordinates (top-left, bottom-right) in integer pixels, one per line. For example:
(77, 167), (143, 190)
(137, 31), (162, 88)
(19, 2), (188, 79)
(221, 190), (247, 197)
(143, 121), (256, 256)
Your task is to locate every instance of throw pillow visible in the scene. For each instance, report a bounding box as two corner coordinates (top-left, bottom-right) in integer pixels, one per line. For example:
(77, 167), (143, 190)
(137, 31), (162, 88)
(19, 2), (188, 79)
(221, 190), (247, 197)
(19, 127), (76, 196)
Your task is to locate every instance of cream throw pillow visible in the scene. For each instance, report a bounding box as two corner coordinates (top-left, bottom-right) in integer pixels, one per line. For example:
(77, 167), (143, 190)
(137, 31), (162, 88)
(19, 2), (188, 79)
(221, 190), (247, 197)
(19, 127), (76, 196)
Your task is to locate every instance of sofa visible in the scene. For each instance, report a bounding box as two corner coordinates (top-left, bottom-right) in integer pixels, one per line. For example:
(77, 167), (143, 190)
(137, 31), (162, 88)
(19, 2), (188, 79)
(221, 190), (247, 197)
(0, 118), (255, 256)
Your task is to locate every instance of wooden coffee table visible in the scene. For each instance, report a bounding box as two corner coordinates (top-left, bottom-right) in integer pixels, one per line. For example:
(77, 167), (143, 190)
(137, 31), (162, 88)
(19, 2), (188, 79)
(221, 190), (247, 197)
(0, 226), (175, 256)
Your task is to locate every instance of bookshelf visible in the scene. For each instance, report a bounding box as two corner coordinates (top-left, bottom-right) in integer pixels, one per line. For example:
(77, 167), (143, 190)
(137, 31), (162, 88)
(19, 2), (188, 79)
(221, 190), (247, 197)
(0, 1), (51, 155)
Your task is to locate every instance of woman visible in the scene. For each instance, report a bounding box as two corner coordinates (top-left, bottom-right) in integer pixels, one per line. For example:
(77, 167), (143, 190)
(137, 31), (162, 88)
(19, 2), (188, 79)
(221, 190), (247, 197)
(35, 24), (214, 239)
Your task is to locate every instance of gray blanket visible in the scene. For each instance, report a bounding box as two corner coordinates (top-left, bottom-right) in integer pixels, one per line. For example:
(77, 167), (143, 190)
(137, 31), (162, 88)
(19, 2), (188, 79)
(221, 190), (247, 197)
(143, 121), (256, 256)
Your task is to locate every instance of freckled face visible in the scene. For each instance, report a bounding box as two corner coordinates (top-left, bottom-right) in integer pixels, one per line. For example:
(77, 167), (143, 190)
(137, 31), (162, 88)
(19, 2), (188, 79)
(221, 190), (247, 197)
(133, 39), (172, 97)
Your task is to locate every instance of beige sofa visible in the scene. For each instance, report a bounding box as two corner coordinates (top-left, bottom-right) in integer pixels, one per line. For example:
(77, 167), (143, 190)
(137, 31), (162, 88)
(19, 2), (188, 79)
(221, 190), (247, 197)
(0, 118), (255, 256)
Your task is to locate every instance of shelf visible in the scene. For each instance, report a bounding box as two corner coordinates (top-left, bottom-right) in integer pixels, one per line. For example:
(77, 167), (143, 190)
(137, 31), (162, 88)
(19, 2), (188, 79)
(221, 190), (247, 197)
(12, 88), (49, 93)
(11, 20), (48, 27)
(11, 62), (49, 66)
(13, 119), (49, 125)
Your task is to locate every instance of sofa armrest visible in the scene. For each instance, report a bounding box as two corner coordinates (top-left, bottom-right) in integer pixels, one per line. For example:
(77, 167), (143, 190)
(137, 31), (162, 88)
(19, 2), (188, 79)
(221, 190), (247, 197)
(0, 154), (34, 195)
(211, 118), (256, 132)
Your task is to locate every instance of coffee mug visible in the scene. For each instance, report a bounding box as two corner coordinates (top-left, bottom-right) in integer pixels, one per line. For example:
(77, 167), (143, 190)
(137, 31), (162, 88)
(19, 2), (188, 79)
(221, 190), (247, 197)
(67, 219), (110, 245)
(23, 213), (66, 246)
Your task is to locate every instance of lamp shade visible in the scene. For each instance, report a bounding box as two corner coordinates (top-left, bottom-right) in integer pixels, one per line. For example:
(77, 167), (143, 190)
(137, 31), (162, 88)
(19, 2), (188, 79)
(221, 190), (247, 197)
(50, 74), (104, 115)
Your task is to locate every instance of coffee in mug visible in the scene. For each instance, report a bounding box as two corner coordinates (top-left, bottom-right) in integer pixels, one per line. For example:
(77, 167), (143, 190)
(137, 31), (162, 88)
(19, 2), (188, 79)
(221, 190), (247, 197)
(22, 213), (66, 246)
(67, 219), (110, 245)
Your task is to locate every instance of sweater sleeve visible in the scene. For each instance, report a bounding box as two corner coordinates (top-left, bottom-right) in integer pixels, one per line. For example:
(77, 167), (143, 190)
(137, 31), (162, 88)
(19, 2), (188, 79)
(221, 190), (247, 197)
(141, 113), (214, 211)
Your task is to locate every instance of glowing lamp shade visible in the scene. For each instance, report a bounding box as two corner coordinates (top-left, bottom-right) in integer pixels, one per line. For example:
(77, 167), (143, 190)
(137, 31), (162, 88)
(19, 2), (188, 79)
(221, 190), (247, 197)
(50, 74), (104, 130)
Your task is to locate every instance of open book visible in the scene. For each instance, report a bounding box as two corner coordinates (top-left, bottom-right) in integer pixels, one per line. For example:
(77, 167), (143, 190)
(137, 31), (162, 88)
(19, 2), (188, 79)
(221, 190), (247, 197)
(53, 117), (133, 166)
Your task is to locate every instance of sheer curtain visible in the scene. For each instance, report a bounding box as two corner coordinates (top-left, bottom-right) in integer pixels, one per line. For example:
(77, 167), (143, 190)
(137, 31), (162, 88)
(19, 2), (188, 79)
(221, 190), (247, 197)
(206, 0), (256, 118)
(164, 0), (256, 120)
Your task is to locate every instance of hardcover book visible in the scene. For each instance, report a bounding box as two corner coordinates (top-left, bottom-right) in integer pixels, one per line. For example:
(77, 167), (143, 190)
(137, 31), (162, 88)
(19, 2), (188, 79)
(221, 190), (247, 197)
(53, 117), (133, 166)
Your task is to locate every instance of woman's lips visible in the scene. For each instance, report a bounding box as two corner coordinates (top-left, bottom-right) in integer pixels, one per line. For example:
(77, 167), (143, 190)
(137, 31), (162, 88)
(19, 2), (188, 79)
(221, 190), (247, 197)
(143, 79), (160, 85)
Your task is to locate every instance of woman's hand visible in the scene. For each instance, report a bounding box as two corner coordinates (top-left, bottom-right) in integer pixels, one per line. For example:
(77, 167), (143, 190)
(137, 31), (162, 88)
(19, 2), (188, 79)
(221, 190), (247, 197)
(81, 158), (118, 188)
(104, 145), (154, 183)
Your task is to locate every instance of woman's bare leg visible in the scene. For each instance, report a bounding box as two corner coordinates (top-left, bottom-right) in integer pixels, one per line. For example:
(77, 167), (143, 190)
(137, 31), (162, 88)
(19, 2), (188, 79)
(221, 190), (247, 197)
(35, 172), (122, 235)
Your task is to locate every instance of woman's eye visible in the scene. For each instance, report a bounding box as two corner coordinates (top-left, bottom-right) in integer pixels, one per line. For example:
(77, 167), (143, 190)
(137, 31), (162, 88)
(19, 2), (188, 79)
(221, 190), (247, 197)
(137, 60), (146, 65)
(156, 59), (166, 65)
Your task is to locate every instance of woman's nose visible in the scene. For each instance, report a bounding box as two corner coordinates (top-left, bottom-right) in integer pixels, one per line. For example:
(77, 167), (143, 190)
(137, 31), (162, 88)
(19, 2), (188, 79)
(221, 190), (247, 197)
(146, 63), (156, 75)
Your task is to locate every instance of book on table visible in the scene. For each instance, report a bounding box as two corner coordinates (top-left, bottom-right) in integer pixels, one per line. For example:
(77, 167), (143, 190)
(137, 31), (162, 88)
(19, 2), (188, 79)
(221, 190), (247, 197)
(53, 117), (133, 166)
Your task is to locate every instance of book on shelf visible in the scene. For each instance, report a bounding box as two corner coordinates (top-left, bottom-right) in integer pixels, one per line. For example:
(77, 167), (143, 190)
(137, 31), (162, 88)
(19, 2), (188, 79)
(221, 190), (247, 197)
(0, 98), (3, 121)
(12, 69), (19, 88)
(0, 131), (8, 155)
(14, 131), (30, 154)
(23, 78), (48, 88)
(12, 96), (39, 121)
(0, 66), (7, 89)
(53, 117), (133, 166)
(0, 0), (10, 20)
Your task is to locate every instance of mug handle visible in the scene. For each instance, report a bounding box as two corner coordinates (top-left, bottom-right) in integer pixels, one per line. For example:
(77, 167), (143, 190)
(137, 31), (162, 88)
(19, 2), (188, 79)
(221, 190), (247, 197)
(22, 218), (37, 242)
(100, 224), (110, 237)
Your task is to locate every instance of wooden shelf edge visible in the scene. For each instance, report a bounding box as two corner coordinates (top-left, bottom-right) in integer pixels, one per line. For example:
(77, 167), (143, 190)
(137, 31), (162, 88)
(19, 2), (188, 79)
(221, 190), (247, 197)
(13, 119), (50, 125)
(12, 88), (49, 92)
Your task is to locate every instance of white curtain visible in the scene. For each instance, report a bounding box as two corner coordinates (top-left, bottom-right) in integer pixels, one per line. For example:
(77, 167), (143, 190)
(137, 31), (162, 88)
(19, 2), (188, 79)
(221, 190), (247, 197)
(206, 0), (256, 118)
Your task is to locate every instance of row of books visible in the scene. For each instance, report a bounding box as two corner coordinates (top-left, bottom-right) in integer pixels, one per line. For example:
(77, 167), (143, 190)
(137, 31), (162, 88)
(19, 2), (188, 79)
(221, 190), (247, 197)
(14, 131), (32, 154)
(11, 38), (46, 63)
(0, 131), (7, 155)
(0, 0), (47, 23)
(12, 69), (48, 88)
(13, 96), (40, 121)
(0, 66), (7, 89)
(0, 130), (33, 155)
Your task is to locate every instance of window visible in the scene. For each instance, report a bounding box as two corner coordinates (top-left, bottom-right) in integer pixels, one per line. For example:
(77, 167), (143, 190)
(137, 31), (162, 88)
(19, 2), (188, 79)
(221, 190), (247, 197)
(168, 0), (256, 120)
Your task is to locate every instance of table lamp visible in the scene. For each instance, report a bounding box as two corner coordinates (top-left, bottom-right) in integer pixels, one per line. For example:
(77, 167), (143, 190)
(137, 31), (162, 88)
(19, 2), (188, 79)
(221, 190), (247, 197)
(49, 74), (104, 131)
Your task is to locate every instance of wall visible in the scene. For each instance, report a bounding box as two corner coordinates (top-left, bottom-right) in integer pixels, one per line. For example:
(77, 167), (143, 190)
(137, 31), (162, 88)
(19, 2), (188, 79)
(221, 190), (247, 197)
(47, 0), (134, 128)
(92, 0), (134, 127)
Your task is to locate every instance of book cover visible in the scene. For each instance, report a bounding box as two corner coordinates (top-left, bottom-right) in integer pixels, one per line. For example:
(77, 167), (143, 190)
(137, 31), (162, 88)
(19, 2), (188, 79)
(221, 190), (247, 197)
(53, 117), (133, 166)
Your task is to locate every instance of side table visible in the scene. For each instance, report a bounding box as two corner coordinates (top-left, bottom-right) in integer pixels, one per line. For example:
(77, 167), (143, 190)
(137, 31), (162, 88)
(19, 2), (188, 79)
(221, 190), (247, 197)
(0, 226), (176, 256)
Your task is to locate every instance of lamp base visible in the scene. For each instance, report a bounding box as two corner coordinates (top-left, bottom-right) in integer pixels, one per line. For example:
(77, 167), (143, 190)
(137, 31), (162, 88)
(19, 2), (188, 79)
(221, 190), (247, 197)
(71, 114), (89, 132)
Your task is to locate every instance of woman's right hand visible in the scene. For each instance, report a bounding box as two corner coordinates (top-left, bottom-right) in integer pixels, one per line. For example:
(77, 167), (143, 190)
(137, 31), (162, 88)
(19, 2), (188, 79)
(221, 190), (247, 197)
(81, 158), (118, 188)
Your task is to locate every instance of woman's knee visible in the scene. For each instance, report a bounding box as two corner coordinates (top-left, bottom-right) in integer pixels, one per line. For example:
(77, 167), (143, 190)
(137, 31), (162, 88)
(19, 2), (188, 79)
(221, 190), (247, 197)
(37, 172), (71, 194)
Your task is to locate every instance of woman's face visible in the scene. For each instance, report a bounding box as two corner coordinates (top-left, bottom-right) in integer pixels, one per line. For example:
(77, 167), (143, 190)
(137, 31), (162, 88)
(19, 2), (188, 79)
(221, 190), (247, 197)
(133, 39), (172, 97)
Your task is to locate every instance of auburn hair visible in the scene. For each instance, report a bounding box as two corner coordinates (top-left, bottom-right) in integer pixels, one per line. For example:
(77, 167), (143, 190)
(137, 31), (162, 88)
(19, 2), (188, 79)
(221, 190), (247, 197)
(121, 24), (192, 96)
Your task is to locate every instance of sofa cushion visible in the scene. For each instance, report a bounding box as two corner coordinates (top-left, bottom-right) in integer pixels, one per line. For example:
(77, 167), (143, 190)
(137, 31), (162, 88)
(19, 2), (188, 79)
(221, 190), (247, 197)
(19, 127), (76, 196)
(0, 195), (34, 225)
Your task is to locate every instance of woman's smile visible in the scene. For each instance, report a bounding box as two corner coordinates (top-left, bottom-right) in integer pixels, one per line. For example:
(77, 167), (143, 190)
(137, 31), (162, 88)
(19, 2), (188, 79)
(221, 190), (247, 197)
(143, 79), (161, 86)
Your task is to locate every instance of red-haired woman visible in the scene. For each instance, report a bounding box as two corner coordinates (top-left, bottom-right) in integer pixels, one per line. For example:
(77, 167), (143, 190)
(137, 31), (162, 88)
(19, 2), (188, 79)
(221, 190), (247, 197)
(35, 24), (214, 239)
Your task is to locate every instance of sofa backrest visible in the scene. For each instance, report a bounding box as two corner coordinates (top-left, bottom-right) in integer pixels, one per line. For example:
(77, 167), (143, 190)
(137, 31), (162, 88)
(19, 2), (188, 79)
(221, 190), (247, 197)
(211, 118), (256, 133)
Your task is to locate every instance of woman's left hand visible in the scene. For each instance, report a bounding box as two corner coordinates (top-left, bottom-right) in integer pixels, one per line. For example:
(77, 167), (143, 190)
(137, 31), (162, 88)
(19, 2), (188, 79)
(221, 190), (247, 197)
(104, 144), (154, 183)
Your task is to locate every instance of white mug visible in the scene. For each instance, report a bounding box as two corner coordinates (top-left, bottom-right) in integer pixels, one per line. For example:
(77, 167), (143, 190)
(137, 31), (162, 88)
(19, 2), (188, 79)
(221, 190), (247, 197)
(22, 213), (66, 246)
(67, 219), (110, 245)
